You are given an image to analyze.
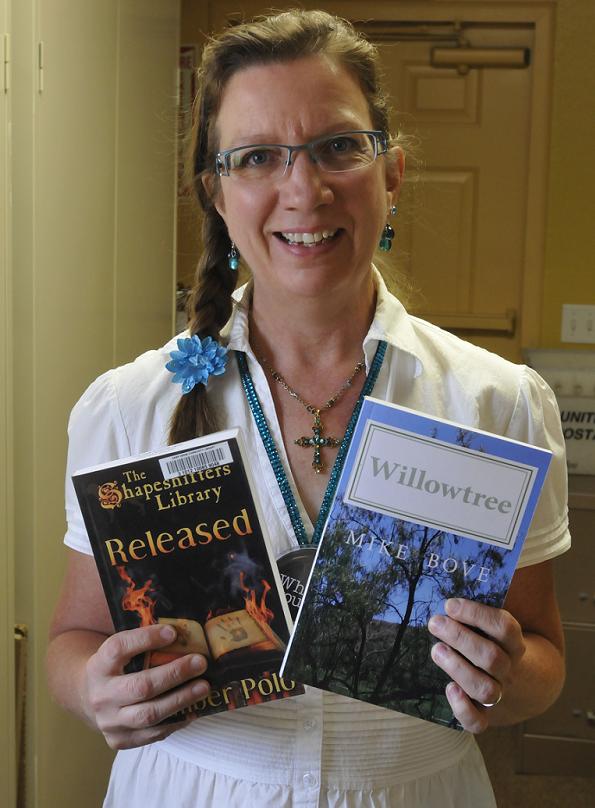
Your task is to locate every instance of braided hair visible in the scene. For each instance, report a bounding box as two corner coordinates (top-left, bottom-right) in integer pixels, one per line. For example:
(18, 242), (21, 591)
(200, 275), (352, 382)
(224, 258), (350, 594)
(168, 9), (394, 444)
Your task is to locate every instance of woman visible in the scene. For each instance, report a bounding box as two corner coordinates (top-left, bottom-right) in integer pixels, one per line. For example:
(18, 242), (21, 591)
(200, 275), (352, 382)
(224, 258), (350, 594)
(48, 10), (569, 807)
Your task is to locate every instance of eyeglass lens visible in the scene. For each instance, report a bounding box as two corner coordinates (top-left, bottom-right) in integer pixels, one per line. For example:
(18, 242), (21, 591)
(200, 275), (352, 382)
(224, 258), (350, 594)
(223, 132), (380, 179)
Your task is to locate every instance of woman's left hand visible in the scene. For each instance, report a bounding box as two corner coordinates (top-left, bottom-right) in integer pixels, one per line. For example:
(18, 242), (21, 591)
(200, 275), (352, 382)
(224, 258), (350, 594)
(428, 597), (527, 733)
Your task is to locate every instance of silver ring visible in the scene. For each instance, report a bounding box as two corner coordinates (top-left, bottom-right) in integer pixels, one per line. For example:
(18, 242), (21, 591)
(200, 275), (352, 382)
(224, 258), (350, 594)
(480, 689), (503, 708)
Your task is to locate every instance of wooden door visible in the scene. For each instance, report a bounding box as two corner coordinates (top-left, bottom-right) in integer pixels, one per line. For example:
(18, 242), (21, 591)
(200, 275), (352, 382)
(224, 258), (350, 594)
(205, 1), (554, 362)
(375, 22), (535, 360)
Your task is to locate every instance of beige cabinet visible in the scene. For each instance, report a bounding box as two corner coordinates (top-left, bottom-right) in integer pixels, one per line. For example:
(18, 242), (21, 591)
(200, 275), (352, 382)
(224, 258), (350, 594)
(518, 475), (595, 776)
(4, 1), (180, 805)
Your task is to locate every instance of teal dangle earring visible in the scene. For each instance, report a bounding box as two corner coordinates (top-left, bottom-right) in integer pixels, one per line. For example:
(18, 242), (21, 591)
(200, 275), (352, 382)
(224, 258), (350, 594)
(379, 205), (397, 252)
(228, 241), (239, 271)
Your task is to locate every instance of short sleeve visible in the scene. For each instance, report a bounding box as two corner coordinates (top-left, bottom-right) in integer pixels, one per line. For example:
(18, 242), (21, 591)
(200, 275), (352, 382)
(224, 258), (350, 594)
(64, 371), (132, 554)
(507, 366), (570, 568)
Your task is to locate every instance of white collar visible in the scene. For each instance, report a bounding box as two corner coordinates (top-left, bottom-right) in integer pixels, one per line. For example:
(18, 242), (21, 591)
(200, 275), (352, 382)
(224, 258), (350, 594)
(222, 267), (423, 378)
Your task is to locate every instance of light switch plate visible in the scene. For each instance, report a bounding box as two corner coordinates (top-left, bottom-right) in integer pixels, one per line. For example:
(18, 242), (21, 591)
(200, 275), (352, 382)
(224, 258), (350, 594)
(561, 304), (595, 344)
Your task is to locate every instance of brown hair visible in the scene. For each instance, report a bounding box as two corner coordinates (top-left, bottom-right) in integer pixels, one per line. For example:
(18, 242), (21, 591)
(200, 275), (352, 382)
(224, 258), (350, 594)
(169, 8), (395, 444)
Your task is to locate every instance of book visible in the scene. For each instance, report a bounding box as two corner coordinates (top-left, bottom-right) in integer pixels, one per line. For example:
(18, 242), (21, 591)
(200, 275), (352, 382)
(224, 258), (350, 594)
(73, 429), (303, 721)
(281, 397), (552, 730)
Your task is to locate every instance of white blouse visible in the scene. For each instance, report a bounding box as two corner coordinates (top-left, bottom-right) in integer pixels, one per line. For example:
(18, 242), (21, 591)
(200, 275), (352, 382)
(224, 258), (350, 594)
(64, 272), (570, 808)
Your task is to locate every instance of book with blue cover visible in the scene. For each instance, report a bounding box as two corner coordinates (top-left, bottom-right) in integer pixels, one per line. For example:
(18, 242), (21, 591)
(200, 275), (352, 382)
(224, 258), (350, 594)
(281, 397), (553, 730)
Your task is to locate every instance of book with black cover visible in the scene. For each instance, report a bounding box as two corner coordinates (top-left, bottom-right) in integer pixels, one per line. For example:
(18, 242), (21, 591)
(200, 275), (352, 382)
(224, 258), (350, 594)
(281, 397), (552, 730)
(73, 429), (303, 721)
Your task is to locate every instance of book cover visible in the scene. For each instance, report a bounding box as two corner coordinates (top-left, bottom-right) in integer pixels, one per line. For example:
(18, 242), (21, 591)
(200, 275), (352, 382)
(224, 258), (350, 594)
(281, 397), (552, 730)
(73, 429), (303, 722)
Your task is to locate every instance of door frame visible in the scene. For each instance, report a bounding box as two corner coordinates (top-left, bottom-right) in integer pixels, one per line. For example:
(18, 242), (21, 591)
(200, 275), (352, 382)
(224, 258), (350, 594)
(0, 0), (16, 804)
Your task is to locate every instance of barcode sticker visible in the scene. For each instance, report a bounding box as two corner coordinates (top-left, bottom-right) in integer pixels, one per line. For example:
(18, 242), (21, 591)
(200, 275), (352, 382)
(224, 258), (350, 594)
(159, 441), (233, 479)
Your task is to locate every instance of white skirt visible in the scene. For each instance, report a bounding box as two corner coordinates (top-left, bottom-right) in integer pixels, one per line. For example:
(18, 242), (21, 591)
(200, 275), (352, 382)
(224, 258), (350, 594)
(105, 739), (495, 807)
(103, 692), (497, 808)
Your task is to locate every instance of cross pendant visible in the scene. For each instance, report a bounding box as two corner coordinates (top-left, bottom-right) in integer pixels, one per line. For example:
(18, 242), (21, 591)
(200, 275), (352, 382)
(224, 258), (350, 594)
(295, 411), (342, 474)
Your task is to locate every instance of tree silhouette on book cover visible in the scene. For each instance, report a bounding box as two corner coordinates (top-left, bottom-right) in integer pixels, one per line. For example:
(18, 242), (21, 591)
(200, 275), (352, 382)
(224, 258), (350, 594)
(291, 505), (509, 729)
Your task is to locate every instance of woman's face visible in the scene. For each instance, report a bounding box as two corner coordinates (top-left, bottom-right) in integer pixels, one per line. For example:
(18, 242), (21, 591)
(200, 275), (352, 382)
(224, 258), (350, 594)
(212, 55), (402, 303)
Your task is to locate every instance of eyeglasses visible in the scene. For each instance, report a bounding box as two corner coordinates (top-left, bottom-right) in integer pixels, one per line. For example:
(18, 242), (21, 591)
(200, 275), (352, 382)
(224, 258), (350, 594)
(215, 130), (388, 181)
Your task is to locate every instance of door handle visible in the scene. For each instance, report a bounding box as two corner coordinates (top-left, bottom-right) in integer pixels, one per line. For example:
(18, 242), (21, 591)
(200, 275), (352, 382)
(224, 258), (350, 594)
(431, 47), (530, 74)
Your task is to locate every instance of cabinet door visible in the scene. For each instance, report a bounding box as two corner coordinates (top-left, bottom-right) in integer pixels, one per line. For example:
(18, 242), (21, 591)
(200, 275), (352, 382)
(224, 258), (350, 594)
(524, 625), (595, 742)
(554, 504), (595, 624)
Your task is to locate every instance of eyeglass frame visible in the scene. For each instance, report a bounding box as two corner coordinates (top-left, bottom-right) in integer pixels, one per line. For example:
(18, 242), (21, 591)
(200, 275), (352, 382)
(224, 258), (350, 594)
(214, 129), (389, 179)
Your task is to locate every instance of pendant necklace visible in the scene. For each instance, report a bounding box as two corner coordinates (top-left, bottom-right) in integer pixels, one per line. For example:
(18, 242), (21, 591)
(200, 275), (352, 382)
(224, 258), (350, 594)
(236, 340), (387, 547)
(259, 354), (365, 474)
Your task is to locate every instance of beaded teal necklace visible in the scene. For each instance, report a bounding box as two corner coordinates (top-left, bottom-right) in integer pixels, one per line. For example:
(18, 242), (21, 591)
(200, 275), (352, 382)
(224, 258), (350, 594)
(236, 340), (387, 546)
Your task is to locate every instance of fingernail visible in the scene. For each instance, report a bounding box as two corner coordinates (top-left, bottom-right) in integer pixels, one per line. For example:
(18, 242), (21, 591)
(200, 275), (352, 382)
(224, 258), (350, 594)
(192, 681), (209, 699)
(445, 598), (461, 615)
(428, 615), (445, 632)
(190, 654), (206, 673)
(160, 625), (176, 642)
(431, 643), (446, 662)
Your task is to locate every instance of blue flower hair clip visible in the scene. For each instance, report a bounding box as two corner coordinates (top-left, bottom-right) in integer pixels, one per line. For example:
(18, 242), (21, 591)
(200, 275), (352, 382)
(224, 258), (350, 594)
(166, 335), (229, 394)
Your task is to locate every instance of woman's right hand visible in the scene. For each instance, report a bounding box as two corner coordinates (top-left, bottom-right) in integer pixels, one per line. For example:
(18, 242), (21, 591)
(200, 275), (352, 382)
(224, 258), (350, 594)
(83, 623), (210, 750)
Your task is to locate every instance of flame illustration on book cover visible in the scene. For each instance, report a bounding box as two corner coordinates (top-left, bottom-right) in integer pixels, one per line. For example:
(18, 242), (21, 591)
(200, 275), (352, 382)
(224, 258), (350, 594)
(117, 563), (285, 676)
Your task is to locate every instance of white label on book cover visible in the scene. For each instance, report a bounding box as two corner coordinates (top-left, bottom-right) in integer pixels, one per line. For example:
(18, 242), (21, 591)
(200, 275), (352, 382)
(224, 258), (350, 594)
(159, 441), (234, 480)
(344, 421), (538, 549)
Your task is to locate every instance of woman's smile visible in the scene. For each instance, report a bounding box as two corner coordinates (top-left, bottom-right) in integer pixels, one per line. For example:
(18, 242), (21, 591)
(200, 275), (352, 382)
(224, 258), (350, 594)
(273, 228), (342, 256)
(276, 229), (338, 246)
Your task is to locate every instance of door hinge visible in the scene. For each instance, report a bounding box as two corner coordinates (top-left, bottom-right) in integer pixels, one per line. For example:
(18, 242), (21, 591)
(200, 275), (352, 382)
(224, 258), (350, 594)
(3, 33), (9, 93)
(38, 41), (44, 93)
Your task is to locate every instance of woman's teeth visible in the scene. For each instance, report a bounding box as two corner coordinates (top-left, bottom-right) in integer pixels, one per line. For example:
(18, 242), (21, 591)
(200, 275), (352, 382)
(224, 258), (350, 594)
(281, 230), (337, 246)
